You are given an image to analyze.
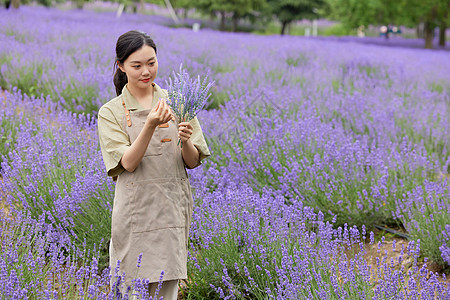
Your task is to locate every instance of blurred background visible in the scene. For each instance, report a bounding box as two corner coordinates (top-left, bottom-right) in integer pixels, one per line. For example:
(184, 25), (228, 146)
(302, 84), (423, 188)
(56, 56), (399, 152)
(2, 0), (449, 49)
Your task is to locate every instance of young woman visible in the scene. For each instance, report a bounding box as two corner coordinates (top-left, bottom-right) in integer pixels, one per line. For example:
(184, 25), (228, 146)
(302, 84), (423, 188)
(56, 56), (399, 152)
(97, 30), (210, 299)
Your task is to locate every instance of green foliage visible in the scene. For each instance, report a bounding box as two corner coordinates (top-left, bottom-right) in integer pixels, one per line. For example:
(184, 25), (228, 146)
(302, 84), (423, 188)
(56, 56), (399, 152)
(2, 108), (114, 267)
(195, 0), (266, 31)
(0, 216), (52, 291)
(0, 112), (33, 166)
(326, 0), (402, 29)
(286, 53), (308, 67)
(264, 0), (328, 34)
(0, 214), (110, 298)
(397, 183), (450, 268)
(206, 89), (229, 110)
(170, 0), (193, 10)
(268, 0), (326, 23)
(193, 0), (256, 17)
(323, 23), (354, 36)
(186, 198), (376, 298)
(325, 0), (449, 47)
(68, 177), (114, 271)
(0, 58), (102, 115)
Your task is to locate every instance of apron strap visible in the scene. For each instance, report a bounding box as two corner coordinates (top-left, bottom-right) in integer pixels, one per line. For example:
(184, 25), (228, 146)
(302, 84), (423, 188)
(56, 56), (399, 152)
(122, 82), (156, 127)
(122, 100), (132, 127)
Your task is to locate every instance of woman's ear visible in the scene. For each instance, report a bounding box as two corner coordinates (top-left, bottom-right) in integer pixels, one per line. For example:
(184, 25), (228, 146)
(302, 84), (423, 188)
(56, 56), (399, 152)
(118, 62), (125, 73)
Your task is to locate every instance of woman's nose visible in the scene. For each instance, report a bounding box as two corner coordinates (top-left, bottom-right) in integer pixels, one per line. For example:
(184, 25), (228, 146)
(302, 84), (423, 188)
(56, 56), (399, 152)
(142, 66), (151, 75)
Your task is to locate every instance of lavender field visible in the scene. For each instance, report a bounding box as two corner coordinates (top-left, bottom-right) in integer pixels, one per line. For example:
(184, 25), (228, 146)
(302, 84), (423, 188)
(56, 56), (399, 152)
(1, 5), (450, 299)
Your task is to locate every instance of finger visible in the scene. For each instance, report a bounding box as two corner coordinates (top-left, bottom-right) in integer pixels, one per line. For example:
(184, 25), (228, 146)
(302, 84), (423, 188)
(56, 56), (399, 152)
(179, 125), (190, 133)
(180, 122), (192, 130)
(152, 99), (160, 111)
(179, 128), (192, 136)
(178, 132), (190, 140)
(162, 99), (169, 111)
(157, 99), (165, 112)
(165, 109), (173, 121)
(161, 101), (169, 115)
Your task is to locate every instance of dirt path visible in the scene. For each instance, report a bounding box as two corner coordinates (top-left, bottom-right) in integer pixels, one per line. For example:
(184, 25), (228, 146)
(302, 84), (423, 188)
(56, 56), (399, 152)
(361, 231), (450, 286)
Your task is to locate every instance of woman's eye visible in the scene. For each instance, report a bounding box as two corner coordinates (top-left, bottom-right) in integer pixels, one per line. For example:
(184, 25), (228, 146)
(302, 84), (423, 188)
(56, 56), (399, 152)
(149, 62), (155, 66)
(133, 65), (140, 68)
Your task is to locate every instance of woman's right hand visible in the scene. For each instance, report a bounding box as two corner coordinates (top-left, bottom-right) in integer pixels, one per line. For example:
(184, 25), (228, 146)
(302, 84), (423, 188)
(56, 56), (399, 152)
(147, 99), (174, 128)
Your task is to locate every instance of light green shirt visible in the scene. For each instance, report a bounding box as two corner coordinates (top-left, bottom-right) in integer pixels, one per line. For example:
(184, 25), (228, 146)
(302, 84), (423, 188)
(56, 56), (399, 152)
(98, 83), (211, 177)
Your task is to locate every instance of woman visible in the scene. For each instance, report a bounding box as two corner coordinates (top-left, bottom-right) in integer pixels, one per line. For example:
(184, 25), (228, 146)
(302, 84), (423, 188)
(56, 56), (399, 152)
(97, 30), (210, 299)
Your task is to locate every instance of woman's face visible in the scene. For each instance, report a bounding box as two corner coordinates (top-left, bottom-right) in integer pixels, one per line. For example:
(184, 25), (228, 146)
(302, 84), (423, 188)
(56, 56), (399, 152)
(119, 45), (158, 90)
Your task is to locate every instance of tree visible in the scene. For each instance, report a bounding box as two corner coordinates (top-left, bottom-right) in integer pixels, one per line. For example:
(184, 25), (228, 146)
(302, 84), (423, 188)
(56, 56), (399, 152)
(4, 0), (20, 8)
(398, 0), (449, 48)
(196, 0), (265, 31)
(266, 0), (327, 35)
(435, 0), (448, 46)
(169, 0), (193, 18)
(327, 0), (449, 48)
(438, 10), (448, 46)
(326, 0), (403, 37)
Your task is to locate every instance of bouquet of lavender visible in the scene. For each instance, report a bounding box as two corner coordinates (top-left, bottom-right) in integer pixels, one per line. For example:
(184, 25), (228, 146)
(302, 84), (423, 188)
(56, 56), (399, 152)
(166, 64), (214, 146)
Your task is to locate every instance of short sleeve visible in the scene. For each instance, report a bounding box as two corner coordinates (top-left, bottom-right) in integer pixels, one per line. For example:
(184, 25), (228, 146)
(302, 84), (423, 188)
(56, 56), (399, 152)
(97, 105), (130, 177)
(188, 116), (211, 168)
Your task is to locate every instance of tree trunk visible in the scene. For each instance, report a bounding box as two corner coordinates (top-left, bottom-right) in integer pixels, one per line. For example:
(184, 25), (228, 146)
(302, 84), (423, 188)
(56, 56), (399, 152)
(416, 23), (424, 39)
(164, 0), (180, 24)
(74, 0), (84, 9)
(232, 12), (239, 32)
(424, 21), (434, 49)
(219, 11), (225, 31)
(5, 0), (11, 9)
(439, 20), (446, 47)
(281, 21), (288, 35)
(11, 0), (19, 8)
(139, 0), (144, 13)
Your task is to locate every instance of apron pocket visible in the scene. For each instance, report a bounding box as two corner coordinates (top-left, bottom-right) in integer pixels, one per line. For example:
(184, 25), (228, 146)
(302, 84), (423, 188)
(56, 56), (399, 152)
(131, 179), (184, 232)
(129, 121), (163, 156)
(144, 128), (163, 156)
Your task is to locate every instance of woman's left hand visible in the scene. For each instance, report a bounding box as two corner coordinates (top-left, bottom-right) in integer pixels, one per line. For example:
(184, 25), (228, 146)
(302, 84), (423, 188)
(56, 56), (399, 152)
(178, 122), (193, 143)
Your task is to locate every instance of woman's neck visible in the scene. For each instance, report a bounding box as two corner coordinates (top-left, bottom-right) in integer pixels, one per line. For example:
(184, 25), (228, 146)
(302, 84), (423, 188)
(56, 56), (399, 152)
(126, 83), (154, 108)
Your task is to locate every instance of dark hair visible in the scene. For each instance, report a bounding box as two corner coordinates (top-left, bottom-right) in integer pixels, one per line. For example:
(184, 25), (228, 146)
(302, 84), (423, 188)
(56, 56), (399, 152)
(113, 30), (157, 96)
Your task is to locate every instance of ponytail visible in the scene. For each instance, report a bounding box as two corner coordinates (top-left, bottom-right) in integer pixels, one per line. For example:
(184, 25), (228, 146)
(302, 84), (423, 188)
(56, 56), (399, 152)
(113, 67), (128, 96)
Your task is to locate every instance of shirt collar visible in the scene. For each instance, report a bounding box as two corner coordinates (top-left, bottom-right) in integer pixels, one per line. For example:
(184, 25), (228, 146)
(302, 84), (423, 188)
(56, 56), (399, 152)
(121, 82), (164, 111)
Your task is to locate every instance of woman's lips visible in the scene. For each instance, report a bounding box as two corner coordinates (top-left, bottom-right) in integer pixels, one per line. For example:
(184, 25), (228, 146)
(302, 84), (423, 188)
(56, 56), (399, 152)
(141, 78), (150, 83)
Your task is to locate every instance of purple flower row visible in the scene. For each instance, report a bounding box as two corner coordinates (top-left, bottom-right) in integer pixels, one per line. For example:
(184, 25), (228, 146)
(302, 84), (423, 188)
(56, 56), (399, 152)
(0, 88), (449, 297)
(0, 89), (114, 265)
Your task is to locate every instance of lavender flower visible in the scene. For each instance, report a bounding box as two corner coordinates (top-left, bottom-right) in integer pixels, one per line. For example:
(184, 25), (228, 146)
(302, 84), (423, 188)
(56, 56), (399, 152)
(136, 253), (143, 268)
(166, 64), (214, 123)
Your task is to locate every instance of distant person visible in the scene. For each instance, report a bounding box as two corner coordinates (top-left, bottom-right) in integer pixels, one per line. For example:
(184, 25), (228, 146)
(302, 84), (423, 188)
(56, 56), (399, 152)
(97, 30), (210, 299)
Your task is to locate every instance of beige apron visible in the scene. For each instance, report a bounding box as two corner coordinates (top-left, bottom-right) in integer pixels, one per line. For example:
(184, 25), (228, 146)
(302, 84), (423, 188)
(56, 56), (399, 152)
(110, 105), (193, 286)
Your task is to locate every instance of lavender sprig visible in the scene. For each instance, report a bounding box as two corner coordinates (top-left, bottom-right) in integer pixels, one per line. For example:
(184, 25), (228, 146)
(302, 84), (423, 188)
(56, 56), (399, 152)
(166, 64), (214, 146)
(166, 64), (214, 123)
